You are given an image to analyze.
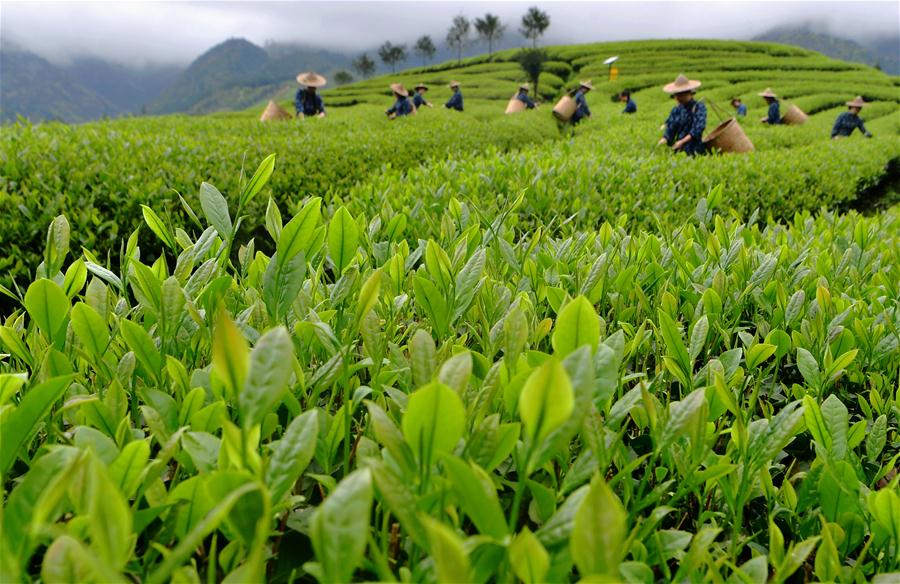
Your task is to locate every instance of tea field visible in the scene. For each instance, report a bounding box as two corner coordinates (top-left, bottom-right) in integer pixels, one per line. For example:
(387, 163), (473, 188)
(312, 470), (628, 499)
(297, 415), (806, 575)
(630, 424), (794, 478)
(1, 39), (899, 583)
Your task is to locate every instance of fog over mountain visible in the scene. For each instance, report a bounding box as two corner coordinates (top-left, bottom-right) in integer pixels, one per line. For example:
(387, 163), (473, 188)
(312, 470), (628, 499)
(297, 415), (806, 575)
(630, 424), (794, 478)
(2, 2), (897, 123)
(3, 2), (897, 67)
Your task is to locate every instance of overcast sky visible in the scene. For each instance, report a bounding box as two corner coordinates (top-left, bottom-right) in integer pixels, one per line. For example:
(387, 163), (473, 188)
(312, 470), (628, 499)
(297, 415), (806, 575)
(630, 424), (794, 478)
(2, 1), (898, 67)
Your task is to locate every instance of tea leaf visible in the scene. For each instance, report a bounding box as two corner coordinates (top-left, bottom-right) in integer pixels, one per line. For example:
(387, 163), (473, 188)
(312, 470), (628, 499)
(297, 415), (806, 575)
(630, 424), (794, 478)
(519, 356), (574, 444)
(265, 410), (319, 504)
(0, 376), (74, 475)
(571, 473), (627, 579)
(402, 382), (465, 465)
(239, 326), (293, 427)
(310, 469), (373, 584)
(199, 181), (232, 239)
(328, 206), (359, 275)
(509, 527), (549, 584)
(552, 295), (600, 357)
(25, 279), (69, 343)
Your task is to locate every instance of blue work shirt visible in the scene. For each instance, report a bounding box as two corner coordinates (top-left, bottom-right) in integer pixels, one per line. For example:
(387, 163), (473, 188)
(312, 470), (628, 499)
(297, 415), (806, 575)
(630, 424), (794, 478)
(664, 99), (707, 156)
(445, 91), (464, 111)
(571, 90), (591, 123)
(766, 100), (781, 124)
(295, 89), (325, 116)
(622, 98), (637, 114)
(387, 96), (413, 117)
(516, 91), (536, 109)
(413, 93), (428, 109)
(831, 112), (871, 138)
(735, 103), (747, 117)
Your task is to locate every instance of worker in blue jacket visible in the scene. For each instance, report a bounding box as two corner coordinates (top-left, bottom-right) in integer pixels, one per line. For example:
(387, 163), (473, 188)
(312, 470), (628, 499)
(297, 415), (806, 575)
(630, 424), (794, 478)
(294, 72), (327, 118)
(570, 80), (593, 124)
(620, 90), (637, 114)
(412, 83), (433, 110)
(832, 96), (873, 138)
(758, 88), (782, 124)
(731, 97), (747, 117)
(445, 80), (463, 111)
(516, 83), (536, 109)
(658, 74), (707, 156)
(386, 83), (414, 119)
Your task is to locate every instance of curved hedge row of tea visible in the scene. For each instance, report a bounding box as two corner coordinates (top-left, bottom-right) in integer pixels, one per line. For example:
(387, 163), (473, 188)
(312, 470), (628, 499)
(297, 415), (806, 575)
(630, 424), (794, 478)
(0, 110), (558, 288)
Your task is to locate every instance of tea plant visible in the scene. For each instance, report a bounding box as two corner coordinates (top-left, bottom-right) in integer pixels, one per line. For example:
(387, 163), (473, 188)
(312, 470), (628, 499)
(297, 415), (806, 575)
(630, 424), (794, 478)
(1, 154), (898, 582)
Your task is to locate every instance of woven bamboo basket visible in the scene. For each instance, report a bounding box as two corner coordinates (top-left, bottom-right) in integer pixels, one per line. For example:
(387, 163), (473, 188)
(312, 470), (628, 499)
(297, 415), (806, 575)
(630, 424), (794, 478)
(505, 96), (527, 114)
(552, 95), (577, 121)
(782, 104), (808, 125)
(260, 100), (292, 122)
(703, 118), (755, 153)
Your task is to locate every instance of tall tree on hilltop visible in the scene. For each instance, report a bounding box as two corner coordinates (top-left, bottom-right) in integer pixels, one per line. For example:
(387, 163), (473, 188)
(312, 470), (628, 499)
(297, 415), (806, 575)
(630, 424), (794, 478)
(334, 70), (354, 85)
(516, 48), (547, 99)
(446, 15), (471, 64)
(520, 6), (551, 49)
(414, 35), (437, 67)
(474, 13), (506, 57)
(378, 42), (408, 73)
(352, 53), (376, 79)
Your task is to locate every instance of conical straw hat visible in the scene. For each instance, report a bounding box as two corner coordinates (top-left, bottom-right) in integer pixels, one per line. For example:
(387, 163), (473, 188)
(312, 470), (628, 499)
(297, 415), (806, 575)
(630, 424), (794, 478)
(757, 88), (778, 98)
(663, 74), (701, 94)
(260, 100), (292, 122)
(579, 79), (593, 90)
(414, 82), (429, 91)
(845, 96), (866, 107)
(390, 83), (409, 97)
(449, 80), (460, 88)
(518, 82), (531, 91)
(296, 72), (327, 87)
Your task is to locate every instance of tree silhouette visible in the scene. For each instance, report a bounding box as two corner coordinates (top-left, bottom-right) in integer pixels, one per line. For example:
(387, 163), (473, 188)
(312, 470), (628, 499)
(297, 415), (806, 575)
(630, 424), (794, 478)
(474, 13), (506, 57)
(516, 48), (547, 99)
(378, 42), (408, 73)
(352, 53), (376, 79)
(446, 15), (471, 64)
(334, 71), (354, 85)
(414, 35), (437, 67)
(520, 6), (550, 49)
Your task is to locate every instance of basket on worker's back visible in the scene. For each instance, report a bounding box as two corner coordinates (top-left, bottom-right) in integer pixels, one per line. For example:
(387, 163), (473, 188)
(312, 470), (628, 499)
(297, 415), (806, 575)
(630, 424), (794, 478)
(552, 95), (577, 121)
(260, 100), (293, 122)
(782, 104), (808, 125)
(505, 96), (527, 114)
(703, 118), (754, 154)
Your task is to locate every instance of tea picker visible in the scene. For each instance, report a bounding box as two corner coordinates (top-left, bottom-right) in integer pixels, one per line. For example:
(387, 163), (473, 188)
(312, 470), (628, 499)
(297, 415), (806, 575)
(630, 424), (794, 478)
(386, 83), (415, 119)
(758, 88), (781, 125)
(445, 81), (464, 112)
(552, 80), (593, 126)
(413, 83), (433, 110)
(832, 96), (873, 139)
(295, 72), (327, 119)
(657, 74), (707, 155)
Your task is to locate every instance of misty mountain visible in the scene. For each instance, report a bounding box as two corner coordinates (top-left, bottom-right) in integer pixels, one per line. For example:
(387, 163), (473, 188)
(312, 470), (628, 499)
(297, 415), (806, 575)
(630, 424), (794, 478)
(753, 25), (899, 74)
(1, 48), (118, 123)
(67, 57), (181, 114)
(0, 44), (181, 123)
(147, 38), (352, 115)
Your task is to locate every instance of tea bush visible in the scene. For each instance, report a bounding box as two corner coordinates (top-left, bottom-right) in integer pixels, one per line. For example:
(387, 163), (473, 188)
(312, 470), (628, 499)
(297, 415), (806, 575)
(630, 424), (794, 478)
(2, 39), (899, 581)
(1, 158), (898, 582)
(0, 111), (558, 286)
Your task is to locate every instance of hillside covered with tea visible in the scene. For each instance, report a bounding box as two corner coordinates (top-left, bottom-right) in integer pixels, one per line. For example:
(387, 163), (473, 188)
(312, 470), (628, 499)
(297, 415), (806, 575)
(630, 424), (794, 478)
(1, 39), (898, 583)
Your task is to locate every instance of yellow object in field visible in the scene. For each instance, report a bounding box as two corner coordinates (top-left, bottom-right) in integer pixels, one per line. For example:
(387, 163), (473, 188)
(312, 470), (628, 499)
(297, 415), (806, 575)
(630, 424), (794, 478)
(609, 66), (619, 81)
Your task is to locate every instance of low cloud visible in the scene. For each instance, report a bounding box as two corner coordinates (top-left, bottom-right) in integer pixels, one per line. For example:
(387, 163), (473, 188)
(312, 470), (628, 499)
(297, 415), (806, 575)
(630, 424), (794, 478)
(2, 1), (898, 66)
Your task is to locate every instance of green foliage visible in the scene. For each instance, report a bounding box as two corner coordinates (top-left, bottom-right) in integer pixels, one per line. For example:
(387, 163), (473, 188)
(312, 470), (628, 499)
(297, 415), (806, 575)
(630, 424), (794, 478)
(1, 39), (899, 583)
